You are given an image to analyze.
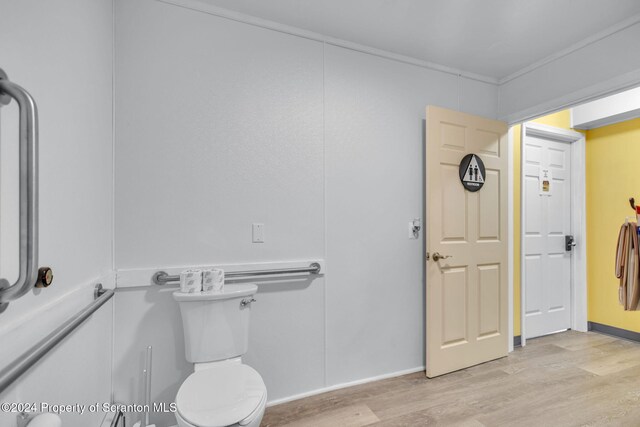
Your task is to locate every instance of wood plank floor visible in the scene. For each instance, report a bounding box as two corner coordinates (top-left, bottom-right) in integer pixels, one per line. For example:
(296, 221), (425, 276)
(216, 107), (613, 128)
(262, 331), (640, 426)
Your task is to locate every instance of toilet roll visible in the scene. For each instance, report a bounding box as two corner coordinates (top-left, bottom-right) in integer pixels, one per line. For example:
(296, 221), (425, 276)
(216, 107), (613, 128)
(26, 413), (62, 427)
(202, 268), (224, 293)
(180, 269), (202, 293)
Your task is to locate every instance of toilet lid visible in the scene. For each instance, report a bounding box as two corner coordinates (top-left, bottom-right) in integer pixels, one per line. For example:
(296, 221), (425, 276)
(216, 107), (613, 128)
(176, 364), (266, 427)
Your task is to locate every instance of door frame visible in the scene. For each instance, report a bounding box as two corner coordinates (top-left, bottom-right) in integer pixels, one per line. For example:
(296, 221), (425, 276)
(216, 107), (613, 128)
(518, 122), (587, 346)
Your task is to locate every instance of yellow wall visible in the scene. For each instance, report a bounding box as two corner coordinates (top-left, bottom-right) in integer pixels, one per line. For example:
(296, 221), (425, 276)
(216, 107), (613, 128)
(512, 110), (577, 336)
(586, 118), (640, 331)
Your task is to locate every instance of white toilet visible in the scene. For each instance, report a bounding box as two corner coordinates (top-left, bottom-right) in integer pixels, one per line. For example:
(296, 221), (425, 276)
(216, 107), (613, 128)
(173, 284), (267, 427)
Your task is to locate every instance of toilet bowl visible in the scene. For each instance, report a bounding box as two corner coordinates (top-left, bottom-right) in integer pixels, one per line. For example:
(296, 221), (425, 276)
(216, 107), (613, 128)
(174, 363), (267, 427)
(172, 284), (266, 427)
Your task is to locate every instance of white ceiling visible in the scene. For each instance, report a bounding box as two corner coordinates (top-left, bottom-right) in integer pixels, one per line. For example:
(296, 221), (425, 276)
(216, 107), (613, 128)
(197, 0), (640, 80)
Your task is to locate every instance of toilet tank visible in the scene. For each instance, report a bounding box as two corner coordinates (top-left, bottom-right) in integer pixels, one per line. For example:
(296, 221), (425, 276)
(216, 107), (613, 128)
(173, 284), (258, 363)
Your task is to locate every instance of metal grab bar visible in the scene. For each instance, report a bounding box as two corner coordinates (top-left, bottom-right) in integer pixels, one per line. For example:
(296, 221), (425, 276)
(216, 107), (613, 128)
(153, 262), (322, 285)
(0, 284), (114, 393)
(0, 67), (40, 304)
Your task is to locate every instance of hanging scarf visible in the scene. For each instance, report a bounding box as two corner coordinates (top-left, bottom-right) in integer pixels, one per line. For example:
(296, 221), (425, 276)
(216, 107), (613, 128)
(615, 222), (640, 310)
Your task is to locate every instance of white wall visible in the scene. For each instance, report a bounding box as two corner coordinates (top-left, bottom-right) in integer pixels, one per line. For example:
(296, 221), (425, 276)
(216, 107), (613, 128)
(498, 21), (640, 124)
(0, 1), (114, 426)
(113, 1), (498, 425)
(324, 45), (496, 384)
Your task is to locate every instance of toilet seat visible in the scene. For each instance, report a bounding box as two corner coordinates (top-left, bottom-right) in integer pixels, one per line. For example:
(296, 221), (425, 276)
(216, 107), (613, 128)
(176, 363), (266, 427)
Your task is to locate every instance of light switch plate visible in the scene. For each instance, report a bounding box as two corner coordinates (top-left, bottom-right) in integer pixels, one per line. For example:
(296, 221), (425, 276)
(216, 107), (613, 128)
(252, 223), (265, 243)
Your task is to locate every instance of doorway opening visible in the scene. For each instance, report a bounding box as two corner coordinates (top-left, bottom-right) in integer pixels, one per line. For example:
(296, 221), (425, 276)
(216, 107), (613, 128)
(509, 88), (640, 348)
(518, 120), (587, 346)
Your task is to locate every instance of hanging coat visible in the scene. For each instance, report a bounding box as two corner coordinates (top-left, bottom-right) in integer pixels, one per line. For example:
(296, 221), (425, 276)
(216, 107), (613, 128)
(615, 222), (640, 310)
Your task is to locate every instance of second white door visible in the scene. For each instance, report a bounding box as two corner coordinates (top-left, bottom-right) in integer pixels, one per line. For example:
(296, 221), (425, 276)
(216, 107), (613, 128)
(523, 126), (572, 339)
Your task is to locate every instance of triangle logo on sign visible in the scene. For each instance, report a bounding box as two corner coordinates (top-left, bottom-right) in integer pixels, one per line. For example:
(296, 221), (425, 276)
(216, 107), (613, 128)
(462, 155), (484, 183)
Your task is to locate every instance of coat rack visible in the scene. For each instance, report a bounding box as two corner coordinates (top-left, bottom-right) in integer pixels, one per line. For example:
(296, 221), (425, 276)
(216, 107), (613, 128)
(631, 198), (637, 211)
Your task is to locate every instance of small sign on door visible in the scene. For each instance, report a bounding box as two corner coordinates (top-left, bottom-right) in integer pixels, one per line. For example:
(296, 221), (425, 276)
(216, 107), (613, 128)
(459, 154), (485, 192)
(539, 168), (552, 196)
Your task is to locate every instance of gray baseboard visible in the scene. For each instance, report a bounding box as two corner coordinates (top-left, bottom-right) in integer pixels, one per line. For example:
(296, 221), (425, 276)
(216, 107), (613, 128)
(588, 321), (640, 343)
(513, 335), (522, 348)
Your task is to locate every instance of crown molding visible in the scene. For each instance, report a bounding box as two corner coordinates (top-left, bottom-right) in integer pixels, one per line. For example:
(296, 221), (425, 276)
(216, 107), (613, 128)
(156, 0), (499, 85)
(156, 0), (640, 118)
(499, 12), (640, 85)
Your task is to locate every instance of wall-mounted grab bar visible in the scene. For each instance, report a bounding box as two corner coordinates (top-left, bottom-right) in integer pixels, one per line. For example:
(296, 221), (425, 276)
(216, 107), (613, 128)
(153, 262), (322, 285)
(0, 68), (40, 304)
(0, 284), (114, 393)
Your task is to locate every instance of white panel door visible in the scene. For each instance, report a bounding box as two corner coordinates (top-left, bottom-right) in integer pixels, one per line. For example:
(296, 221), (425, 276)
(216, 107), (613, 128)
(426, 106), (508, 378)
(523, 132), (572, 339)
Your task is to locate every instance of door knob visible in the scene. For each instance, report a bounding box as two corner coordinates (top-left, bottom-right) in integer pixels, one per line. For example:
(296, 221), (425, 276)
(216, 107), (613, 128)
(432, 252), (452, 262)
